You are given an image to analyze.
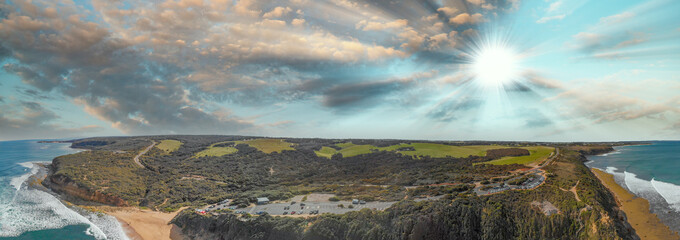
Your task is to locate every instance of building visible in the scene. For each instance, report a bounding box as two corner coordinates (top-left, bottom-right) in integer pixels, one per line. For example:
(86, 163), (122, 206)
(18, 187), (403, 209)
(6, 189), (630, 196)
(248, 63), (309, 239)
(257, 197), (270, 205)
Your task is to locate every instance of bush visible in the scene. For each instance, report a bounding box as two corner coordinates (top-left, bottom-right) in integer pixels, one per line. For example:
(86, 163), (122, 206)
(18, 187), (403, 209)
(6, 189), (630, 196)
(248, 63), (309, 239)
(348, 204), (354, 209)
(338, 204), (344, 208)
(329, 196), (340, 202)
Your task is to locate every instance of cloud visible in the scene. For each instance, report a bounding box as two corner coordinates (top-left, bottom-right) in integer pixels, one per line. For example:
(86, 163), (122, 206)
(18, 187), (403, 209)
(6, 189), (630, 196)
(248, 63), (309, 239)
(0, 0), (561, 139)
(263, 6), (292, 18)
(547, 0), (563, 13)
(321, 71), (436, 110)
(0, 100), (104, 141)
(291, 18), (305, 27)
(356, 19), (408, 31)
(544, 75), (680, 125)
(536, 14), (565, 24)
(450, 13), (485, 25)
(467, 0), (485, 6)
(599, 11), (634, 25)
(437, 7), (458, 17)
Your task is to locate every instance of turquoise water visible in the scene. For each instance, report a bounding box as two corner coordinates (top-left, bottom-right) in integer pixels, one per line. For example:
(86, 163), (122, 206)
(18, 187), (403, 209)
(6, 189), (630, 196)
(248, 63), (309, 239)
(586, 141), (680, 233)
(0, 140), (127, 239)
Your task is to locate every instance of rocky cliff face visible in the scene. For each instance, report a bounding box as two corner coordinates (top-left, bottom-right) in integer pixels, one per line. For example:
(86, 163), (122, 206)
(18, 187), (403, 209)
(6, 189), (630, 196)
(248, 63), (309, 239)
(45, 173), (129, 207)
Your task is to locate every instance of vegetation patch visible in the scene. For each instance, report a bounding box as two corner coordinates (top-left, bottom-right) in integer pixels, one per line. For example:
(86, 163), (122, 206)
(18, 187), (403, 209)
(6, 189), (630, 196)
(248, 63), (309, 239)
(156, 140), (182, 154)
(315, 142), (513, 159)
(234, 138), (295, 154)
(194, 146), (238, 157)
(480, 146), (554, 166)
(315, 146), (338, 158)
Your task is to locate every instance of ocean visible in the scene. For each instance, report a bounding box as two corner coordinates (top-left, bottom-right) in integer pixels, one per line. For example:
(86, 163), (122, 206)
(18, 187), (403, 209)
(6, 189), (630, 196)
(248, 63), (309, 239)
(0, 140), (128, 240)
(586, 141), (680, 233)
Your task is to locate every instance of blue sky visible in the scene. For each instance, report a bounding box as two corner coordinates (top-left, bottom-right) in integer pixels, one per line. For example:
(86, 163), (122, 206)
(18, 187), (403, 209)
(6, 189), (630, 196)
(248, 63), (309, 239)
(0, 0), (678, 141)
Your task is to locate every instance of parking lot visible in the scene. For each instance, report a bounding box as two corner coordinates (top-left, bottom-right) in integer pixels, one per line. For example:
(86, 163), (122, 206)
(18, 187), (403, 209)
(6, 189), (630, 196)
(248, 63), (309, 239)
(238, 200), (396, 216)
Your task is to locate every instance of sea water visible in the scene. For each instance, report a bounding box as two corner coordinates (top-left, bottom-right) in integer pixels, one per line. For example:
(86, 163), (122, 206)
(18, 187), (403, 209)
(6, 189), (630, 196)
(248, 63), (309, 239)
(0, 140), (128, 240)
(587, 141), (680, 233)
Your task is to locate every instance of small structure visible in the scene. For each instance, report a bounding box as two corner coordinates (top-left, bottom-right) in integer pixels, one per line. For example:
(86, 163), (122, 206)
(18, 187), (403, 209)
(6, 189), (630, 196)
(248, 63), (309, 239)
(257, 197), (270, 205)
(352, 199), (359, 204)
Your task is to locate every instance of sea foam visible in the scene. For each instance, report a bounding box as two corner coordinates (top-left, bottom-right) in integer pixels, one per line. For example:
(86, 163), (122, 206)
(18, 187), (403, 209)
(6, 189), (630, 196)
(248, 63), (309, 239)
(651, 178), (680, 212)
(0, 162), (129, 239)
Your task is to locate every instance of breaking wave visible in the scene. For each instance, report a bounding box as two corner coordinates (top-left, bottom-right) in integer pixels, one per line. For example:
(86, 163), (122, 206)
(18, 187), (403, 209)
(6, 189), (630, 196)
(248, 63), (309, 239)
(651, 178), (680, 212)
(0, 162), (129, 239)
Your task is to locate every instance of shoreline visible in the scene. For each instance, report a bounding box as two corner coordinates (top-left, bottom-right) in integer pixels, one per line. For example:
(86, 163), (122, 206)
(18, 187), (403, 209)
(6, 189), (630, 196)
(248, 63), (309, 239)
(30, 161), (184, 240)
(590, 168), (680, 240)
(92, 206), (187, 240)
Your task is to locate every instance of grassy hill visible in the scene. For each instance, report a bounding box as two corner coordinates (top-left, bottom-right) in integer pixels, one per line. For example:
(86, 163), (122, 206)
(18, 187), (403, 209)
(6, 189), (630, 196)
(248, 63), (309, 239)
(478, 146), (554, 166)
(156, 139), (182, 154)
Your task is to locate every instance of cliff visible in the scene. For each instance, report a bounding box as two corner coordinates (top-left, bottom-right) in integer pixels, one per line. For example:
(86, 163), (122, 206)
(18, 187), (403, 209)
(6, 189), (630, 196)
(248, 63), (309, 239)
(45, 173), (129, 206)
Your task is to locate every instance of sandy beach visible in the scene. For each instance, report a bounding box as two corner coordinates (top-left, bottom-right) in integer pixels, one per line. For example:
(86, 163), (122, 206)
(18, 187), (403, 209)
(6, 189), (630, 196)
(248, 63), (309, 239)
(591, 168), (680, 240)
(92, 206), (187, 240)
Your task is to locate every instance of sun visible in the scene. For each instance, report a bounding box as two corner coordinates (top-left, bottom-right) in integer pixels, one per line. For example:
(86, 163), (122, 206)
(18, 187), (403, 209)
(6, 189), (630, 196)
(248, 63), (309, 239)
(471, 44), (521, 88)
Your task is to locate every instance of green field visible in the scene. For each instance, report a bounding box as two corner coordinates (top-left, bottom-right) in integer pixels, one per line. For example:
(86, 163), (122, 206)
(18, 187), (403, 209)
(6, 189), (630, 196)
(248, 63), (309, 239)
(234, 139), (295, 153)
(315, 142), (513, 158)
(194, 146), (238, 157)
(479, 146), (554, 166)
(315, 146), (339, 158)
(156, 140), (182, 154)
(399, 143), (511, 158)
(194, 138), (295, 157)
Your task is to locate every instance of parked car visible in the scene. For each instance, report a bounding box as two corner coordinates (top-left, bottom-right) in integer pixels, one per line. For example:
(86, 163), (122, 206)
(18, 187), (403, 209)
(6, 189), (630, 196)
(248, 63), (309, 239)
(291, 211), (296, 214)
(283, 211), (288, 215)
(291, 201), (296, 205)
(359, 200), (366, 204)
(299, 211), (304, 214)
(300, 203), (306, 206)
(256, 211), (265, 215)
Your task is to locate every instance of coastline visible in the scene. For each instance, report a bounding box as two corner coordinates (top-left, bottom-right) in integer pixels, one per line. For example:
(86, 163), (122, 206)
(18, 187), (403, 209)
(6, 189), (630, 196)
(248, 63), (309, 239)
(30, 161), (183, 240)
(591, 168), (680, 240)
(91, 206), (187, 240)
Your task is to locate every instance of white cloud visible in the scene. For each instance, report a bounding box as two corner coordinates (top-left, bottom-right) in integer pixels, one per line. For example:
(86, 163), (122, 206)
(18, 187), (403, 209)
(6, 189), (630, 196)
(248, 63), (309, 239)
(536, 14), (565, 24)
(437, 7), (458, 17)
(599, 11), (634, 25)
(356, 19), (408, 31)
(450, 13), (485, 25)
(263, 6), (292, 19)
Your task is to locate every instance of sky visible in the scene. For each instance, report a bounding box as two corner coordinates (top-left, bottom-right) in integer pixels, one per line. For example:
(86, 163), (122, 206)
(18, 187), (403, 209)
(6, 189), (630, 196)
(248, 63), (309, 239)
(0, 0), (679, 142)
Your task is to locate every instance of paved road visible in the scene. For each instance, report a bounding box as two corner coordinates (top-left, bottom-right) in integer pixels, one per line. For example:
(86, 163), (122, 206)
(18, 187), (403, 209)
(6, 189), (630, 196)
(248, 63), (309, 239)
(134, 141), (156, 168)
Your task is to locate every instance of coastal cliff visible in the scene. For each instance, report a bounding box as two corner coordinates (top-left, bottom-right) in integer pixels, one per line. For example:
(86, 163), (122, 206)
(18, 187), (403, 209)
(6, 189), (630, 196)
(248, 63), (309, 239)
(45, 173), (129, 206)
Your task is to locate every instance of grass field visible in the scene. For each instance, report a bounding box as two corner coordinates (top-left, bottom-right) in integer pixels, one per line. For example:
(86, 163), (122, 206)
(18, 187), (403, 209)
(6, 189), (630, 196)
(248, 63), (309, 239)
(194, 138), (295, 157)
(194, 146), (238, 157)
(315, 146), (339, 158)
(399, 143), (511, 158)
(235, 139), (295, 154)
(315, 142), (513, 158)
(480, 146), (554, 166)
(156, 140), (182, 154)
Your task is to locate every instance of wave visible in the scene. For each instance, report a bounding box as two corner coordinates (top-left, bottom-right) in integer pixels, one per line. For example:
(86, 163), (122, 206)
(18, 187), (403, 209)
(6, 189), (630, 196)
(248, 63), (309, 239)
(0, 162), (129, 239)
(621, 171), (678, 213)
(9, 162), (39, 190)
(598, 150), (621, 157)
(651, 178), (680, 212)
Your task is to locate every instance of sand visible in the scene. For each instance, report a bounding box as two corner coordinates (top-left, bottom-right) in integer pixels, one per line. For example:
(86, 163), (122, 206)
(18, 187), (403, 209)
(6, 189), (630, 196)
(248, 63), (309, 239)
(93, 206), (187, 240)
(591, 168), (680, 240)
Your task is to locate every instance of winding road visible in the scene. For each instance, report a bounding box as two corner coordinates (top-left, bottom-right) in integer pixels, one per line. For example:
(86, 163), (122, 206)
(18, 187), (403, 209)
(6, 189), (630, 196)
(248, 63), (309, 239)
(134, 141), (156, 169)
